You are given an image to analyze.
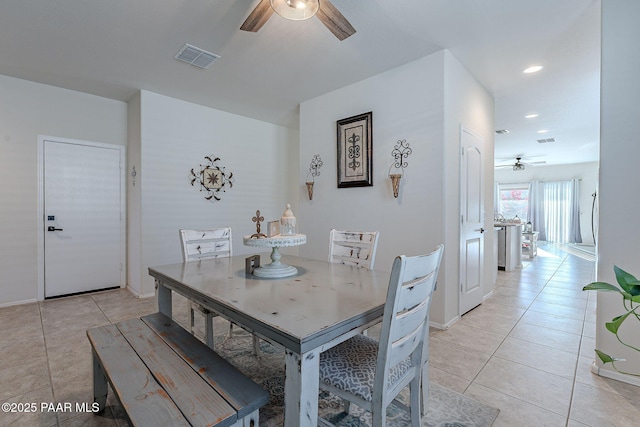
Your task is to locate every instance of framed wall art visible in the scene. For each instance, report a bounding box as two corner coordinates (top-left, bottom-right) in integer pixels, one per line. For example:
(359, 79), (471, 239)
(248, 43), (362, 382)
(336, 112), (373, 188)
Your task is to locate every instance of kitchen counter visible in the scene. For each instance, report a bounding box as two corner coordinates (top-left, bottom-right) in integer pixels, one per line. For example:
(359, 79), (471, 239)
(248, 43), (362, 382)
(495, 223), (522, 271)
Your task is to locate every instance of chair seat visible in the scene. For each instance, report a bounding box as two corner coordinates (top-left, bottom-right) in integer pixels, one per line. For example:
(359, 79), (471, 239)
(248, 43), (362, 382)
(319, 334), (411, 402)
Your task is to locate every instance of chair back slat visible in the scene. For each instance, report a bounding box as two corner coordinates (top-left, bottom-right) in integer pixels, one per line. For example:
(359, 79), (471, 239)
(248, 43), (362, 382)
(388, 325), (425, 369)
(328, 229), (380, 270)
(396, 273), (436, 312)
(389, 297), (429, 347)
(179, 228), (232, 262)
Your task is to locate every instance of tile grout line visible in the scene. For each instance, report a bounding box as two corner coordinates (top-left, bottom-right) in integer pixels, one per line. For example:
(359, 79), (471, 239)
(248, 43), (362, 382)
(38, 301), (60, 427)
(562, 255), (596, 427)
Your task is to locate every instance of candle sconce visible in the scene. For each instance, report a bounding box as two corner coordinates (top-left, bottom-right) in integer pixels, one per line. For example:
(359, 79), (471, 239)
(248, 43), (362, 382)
(305, 154), (323, 200)
(388, 140), (412, 198)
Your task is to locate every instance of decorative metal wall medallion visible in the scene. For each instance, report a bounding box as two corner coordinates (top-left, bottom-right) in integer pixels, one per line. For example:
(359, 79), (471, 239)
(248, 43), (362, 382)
(190, 155), (234, 201)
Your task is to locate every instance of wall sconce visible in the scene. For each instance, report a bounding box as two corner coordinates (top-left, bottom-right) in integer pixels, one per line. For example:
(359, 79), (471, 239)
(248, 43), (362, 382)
(305, 154), (323, 200)
(388, 140), (412, 198)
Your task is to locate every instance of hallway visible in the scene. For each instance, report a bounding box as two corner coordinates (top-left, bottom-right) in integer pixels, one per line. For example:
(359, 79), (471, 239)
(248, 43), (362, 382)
(429, 243), (639, 426)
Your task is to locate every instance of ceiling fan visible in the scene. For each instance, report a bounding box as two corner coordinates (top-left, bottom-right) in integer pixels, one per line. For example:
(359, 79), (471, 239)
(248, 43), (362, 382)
(240, 0), (356, 41)
(495, 156), (546, 171)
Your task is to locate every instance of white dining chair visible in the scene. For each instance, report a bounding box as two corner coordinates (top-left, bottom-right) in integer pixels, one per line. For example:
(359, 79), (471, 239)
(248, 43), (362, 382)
(180, 228), (261, 353)
(179, 228), (233, 349)
(318, 244), (443, 427)
(328, 229), (380, 269)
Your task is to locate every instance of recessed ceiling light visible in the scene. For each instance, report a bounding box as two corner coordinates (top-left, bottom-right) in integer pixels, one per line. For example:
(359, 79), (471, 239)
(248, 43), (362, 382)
(537, 129), (549, 134)
(523, 65), (543, 74)
(525, 113), (539, 119)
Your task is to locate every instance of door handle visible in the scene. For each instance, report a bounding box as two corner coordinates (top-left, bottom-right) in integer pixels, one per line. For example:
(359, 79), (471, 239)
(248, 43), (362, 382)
(47, 226), (63, 232)
(474, 227), (485, 233)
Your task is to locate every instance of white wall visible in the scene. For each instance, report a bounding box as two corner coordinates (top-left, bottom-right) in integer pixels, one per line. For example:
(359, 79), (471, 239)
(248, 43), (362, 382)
(595, 0), (640, 385)
(128, 91), (299, 296)
(298, 50), (494, 327)
(443, 51), (496, 324)
(494, 161), (599, 245)
(0, 74), (127, 306)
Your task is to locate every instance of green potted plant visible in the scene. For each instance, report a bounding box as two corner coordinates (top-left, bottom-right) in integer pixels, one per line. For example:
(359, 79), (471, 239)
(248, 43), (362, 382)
(583, 265), (640, 376)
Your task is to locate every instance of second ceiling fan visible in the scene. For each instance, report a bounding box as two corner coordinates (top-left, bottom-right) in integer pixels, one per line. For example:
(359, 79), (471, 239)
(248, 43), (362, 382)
(240, 0), (356, 41)
(495, 156), (546, 171)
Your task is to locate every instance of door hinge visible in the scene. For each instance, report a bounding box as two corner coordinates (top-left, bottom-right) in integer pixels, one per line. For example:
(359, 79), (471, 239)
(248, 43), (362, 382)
(461, 214), (464, 224)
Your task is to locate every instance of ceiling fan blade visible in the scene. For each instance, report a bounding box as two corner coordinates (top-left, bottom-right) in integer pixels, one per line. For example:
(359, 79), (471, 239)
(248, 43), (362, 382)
(317, 0), (356, 41)
(525, 161), (547, 165)
(240, 0), (274, 32)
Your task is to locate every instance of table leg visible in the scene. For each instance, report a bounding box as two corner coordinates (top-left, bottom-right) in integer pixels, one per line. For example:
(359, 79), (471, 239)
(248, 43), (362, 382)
(284, 348), (319, 427)
(156, 279), (172, 317)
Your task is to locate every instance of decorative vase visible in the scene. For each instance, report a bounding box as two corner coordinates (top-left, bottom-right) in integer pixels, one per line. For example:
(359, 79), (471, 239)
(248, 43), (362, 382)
(305, 182), (314, 200)
(390, 174), (402, 198)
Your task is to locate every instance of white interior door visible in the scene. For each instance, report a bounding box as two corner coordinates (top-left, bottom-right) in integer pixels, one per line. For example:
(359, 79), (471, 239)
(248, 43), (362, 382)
(460, 127), (485, 314)
(44, 138), (123, 298)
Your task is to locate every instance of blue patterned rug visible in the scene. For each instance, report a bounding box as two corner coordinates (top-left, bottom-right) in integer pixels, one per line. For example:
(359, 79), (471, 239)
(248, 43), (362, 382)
(210, 326), (499, 427)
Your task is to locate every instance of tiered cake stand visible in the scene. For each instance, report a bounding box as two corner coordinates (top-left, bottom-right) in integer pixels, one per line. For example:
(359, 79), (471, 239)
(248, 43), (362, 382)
(242, 234), (306, 278)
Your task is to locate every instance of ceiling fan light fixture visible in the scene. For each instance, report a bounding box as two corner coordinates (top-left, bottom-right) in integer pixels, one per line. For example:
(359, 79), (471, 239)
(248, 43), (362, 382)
(523, 65), (543, 74)
(513, 163), (525, 171)
(270, 0), (319, 21)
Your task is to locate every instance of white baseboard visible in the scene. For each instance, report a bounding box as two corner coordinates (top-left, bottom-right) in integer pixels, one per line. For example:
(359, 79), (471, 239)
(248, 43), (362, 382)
(0, 298), (38, 308)
(483, 290), (495, 301)
(430, 315), (460, 330)
(590, 360), (640, 387)
(126, 285), (155, 299)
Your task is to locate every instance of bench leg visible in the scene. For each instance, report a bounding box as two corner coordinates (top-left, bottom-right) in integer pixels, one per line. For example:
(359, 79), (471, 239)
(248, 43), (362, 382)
(229, 409), (258, 427)
(205, 310), (215, 349)
(92, 349), (108, 413)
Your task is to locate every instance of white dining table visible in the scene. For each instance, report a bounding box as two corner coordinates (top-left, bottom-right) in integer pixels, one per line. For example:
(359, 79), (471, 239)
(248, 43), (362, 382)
(149, 254), (390, 427)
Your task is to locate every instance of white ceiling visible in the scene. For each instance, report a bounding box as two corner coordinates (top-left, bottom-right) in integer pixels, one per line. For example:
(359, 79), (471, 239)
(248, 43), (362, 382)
(0, 0), (601, 166)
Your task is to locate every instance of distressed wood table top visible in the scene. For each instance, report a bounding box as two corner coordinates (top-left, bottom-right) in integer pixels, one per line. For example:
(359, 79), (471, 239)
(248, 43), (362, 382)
(149, 255), (389, 354)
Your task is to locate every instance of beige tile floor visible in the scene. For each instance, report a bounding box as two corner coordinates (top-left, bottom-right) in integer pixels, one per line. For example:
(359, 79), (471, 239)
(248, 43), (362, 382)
(0, 243), (638, 426)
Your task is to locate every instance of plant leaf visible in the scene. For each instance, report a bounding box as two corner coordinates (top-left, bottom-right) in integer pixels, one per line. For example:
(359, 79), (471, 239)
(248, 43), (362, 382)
(595, 349), (614, 364)
(614, 265), (640, 296)
(583, 282), (622, 293)
(606, 310), (634, 334)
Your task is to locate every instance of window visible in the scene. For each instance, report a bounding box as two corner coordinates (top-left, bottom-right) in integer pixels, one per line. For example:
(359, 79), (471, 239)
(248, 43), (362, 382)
(495, 180), (582, 243)
(497, 183), (529, 221)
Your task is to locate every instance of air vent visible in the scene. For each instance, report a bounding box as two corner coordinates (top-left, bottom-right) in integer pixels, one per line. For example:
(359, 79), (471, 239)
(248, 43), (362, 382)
(537, 138), (556, 143)
(175, 44), (220, 69)
(495, 129), (510, 135)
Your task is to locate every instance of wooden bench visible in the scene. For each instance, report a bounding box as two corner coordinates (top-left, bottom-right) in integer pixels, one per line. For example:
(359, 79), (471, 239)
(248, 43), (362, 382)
(87, 312), (269, 427)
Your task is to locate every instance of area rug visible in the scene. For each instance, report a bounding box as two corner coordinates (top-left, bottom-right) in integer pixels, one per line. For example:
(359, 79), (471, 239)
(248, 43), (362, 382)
(208, 326), (499, 427)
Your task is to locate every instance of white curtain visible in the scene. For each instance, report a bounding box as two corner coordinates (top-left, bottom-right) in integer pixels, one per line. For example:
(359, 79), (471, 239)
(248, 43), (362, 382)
(569, 179), (583, 243)
(541, 179), (582, 244)
(527, 181), (546, 241)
